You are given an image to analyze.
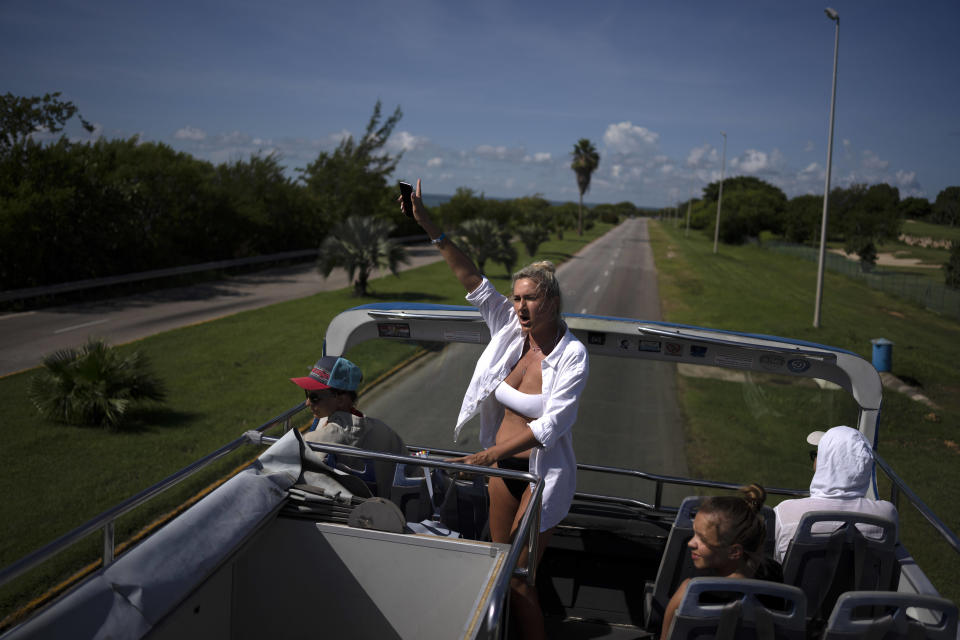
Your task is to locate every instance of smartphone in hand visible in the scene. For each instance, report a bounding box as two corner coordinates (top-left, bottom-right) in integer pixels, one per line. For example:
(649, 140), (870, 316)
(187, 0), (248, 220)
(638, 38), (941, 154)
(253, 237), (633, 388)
(399, 181), (413, 218)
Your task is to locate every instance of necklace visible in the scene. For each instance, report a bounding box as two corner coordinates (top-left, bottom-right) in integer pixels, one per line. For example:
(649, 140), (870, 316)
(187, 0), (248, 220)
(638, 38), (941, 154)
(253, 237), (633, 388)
(527, 325), (562, 355)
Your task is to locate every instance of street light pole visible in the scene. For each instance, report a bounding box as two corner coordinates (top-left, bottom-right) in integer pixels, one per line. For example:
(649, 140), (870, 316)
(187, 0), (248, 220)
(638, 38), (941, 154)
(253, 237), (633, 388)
(712, 131), (727, 254)
(813, 7), (840, 328)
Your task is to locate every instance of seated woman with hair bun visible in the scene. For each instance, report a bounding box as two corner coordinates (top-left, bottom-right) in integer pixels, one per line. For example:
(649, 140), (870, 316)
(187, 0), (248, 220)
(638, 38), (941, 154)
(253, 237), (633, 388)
(401, 179), (589, 640)
(662, 484), (782, 637)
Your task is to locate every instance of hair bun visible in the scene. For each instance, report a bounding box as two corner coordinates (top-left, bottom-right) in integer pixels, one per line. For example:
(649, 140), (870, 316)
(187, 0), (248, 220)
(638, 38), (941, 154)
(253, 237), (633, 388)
(739, 483), (767, 511)
(530, 260), (556, 274)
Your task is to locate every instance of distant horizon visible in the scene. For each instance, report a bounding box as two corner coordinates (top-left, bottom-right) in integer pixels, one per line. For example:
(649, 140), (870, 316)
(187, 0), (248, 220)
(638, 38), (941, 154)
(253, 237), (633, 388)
(418, 191), (660, 211)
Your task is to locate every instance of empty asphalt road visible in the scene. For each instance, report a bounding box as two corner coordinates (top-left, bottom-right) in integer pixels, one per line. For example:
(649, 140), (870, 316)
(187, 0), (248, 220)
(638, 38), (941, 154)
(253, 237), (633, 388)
(0, 245), (442, 377)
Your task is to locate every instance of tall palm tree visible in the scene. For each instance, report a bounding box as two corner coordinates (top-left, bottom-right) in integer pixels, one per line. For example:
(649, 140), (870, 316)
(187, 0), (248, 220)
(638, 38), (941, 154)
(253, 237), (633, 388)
(317, 215), (409, 296)
(570, 138), (600, 236)
(29, 338), (166, 429)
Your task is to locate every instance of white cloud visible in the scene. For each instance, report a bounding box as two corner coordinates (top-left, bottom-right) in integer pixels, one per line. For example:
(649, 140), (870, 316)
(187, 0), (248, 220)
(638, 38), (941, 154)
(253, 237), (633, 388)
(474, 144), (526, 162)
(800, 162), (820, 175)
(735, 149), (770, 173)
(804, 140), (815, 152)
(686, 144), (716, 167)
(895, 169), (917, 187)
(388, 130), (428, 153)
(603, 121), (659, 154)
(174, 126), (206, 141)
(861, 150), (889, 171)
(427, 156), (443, 167)
(611, 164), (622, 178)
(523, 151), (552, 163)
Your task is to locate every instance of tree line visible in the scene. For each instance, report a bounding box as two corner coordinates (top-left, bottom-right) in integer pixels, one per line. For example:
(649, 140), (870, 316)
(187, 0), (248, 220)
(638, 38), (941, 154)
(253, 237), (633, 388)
(1, 93), (638, 293)
(0, 94), (419, 291)
(670, 176), (960, 269)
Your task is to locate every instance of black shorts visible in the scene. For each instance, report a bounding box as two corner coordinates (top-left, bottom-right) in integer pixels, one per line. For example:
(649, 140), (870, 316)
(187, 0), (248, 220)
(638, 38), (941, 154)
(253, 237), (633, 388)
(497, 457), (529, 502)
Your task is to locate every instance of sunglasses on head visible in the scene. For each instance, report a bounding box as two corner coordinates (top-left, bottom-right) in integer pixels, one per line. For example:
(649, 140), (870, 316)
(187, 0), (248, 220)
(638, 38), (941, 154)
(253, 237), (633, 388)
(305, 389), (333, 403)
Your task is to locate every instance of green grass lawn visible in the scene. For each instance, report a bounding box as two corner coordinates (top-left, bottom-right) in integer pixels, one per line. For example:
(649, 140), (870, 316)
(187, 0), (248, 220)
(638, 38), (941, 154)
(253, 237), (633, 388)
(0, 224), (612, 622)
(649, 220), (960, 602)
(902, 219), (960, 244)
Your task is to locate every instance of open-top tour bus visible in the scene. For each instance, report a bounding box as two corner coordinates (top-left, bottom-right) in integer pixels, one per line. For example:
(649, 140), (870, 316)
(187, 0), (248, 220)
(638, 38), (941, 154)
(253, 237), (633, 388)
(2, 303), (958, 639)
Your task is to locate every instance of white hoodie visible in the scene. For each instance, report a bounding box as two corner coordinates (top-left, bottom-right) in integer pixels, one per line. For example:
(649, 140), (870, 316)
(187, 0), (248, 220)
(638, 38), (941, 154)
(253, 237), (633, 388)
(773, 426), (898, 562)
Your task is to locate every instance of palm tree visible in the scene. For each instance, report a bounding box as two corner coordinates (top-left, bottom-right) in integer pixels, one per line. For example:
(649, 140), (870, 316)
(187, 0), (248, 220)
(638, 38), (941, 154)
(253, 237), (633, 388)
(570, 138), (600, 236)
(317, 215), (409, 296)
(453, 218), (515, 275)
(517, 223), (550, 257)
(29, 338), (166, 429)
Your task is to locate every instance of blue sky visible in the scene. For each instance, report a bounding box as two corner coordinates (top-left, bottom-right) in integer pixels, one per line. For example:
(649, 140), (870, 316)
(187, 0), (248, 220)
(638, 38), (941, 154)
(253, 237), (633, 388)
(3, 0), (958, 207)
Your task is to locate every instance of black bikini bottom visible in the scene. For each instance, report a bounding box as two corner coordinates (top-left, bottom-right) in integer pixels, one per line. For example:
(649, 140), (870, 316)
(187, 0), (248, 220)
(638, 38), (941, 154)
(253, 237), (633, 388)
(497, 456), (529, 501)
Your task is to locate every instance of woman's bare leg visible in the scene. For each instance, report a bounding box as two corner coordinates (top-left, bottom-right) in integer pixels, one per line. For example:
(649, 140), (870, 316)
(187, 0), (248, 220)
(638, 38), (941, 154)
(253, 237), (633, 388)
(487, 471), (521, 543)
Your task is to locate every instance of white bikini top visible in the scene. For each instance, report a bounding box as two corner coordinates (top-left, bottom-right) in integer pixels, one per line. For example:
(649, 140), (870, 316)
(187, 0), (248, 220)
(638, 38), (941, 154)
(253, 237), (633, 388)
(495, 381), (544, 419)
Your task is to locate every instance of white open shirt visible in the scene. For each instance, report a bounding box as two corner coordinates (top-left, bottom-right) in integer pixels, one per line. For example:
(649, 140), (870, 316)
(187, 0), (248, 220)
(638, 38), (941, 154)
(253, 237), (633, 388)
(454, 277), (589, 531)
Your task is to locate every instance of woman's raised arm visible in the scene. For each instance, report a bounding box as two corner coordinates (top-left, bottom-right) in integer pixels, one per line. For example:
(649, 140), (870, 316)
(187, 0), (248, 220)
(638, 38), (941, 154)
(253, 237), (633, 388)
(403, 179), (483, 293)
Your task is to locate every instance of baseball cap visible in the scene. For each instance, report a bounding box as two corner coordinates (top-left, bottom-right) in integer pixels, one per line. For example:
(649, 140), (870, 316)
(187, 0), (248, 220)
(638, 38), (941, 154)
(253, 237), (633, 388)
(290, 356), (362, 392)
(806, 431), (825, 446)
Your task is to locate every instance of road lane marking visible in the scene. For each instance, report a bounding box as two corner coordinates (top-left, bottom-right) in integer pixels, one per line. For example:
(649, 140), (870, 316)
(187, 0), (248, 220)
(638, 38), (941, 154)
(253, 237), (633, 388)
(0, 311), (35, 321)
(593, 285), (600, 293)
(54, 319), (109, 334)
(604, 270), (609, 277)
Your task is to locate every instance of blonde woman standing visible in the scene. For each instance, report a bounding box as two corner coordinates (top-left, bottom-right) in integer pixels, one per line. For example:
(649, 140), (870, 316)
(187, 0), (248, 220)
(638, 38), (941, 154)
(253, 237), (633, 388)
(402, 180), (589, 639)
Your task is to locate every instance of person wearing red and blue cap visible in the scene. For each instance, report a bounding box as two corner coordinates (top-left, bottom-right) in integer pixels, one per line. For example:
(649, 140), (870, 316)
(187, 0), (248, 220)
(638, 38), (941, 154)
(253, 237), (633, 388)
(291, 356), (406, 498)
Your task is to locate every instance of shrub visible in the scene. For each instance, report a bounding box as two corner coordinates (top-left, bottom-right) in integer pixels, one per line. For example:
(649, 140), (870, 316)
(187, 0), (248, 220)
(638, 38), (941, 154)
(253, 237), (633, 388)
(29, 338), (166, 429)
(945, 241), (960, 290)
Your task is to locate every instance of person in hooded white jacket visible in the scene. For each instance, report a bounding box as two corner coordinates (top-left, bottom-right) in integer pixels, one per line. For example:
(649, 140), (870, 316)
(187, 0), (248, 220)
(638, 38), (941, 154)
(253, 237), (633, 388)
(773, 425), (898, 562)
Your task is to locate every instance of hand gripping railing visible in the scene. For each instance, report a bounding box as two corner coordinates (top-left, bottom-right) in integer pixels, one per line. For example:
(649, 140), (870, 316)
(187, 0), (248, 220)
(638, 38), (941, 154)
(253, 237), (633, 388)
(0, 403), (306, 590)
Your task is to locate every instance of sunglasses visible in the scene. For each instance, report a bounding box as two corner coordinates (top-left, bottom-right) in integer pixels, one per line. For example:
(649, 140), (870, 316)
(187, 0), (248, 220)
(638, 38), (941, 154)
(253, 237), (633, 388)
(809, 450), (818, 462)
(305, 389), (333, 403)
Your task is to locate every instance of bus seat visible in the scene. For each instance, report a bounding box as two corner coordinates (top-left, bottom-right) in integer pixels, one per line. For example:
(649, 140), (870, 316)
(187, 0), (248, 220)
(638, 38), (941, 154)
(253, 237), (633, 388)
(390, 461), (434, 522)
(781, 511), (898, 633)
(644, 496), (778, 632)
(822, 591), (957, 640)
(666, 577), (807, 640)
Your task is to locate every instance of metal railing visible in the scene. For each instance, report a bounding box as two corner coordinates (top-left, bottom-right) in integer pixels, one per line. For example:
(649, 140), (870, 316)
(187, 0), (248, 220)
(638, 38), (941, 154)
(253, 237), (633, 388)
(4, 415), (958, 637)
(0, 403), (303, 590)
(0, 411), (544, 640)
(873, 451), (960, 555)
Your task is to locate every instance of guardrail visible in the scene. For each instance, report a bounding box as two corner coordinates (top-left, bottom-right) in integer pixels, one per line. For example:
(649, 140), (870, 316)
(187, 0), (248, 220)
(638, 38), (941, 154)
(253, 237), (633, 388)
(1, 235), (433, 304)
(0, 249), (318, 304)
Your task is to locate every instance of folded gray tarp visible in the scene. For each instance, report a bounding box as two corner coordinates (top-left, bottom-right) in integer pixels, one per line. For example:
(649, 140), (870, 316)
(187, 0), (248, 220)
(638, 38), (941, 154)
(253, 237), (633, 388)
(4, 429), (307, 640)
